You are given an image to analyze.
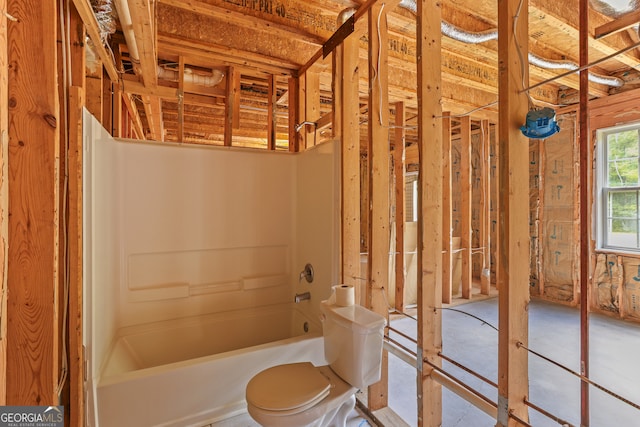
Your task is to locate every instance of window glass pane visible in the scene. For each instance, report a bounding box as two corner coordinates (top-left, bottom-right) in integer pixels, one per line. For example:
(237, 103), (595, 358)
(608, 159), (639, 187)
(607, 130), (639, 187)
(607, 190), (639, 248)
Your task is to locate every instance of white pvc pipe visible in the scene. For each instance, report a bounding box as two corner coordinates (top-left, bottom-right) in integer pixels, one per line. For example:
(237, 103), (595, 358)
(113, 0), (140, 62)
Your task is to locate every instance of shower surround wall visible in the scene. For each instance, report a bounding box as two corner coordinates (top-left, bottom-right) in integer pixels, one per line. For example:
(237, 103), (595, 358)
(83, 113), (339, 418)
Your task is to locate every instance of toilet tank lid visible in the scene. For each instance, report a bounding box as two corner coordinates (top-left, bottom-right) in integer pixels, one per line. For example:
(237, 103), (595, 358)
(320, 301), (386, 334)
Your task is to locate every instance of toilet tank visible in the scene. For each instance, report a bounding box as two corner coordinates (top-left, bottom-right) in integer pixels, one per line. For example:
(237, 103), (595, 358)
(320, 302), (386, 390)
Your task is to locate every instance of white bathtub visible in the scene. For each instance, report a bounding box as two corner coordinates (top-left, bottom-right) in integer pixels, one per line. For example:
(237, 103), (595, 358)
(96, 303), (326, 427)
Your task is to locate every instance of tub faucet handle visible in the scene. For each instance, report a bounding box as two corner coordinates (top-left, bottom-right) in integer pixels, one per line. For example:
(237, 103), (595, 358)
(299, 263), (314, 283)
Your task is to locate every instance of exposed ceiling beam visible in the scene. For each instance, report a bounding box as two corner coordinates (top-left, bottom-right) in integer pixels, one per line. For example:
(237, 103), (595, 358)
(595, 10), (640, 39)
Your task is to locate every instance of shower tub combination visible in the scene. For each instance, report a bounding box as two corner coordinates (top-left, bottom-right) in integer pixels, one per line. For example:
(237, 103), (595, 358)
(96, 303), (324, 427)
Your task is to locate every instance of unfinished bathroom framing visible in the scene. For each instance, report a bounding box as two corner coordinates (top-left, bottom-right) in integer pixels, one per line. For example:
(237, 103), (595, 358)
(3, 0), (640, 426)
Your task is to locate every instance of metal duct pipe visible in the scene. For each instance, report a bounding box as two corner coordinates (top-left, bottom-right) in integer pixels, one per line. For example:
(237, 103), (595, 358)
(157, 66), (225, 87)
(398, 0), (624, 88)
(528, 53), (623, 87)
(337, 7), (356, 25)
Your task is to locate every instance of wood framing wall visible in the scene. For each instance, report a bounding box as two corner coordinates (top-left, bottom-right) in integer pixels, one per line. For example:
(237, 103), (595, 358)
(4, 0), (640, 426)
(0, 0), (8, 407)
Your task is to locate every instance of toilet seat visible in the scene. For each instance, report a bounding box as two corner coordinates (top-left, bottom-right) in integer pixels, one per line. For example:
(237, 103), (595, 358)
(246, 365), (357, 427)
(246, 362), (331, 415)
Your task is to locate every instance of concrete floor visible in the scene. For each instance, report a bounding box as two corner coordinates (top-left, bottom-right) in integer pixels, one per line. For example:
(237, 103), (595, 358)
(210, 406), (374, 427)
(387, 297), (640, 426)
(212, 297), (640, 427)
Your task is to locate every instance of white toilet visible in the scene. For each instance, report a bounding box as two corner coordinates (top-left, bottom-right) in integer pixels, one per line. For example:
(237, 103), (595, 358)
(245, 300), (386, 427)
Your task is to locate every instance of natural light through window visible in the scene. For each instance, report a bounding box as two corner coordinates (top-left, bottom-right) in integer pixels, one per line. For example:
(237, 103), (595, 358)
(598, 123), (640, 252)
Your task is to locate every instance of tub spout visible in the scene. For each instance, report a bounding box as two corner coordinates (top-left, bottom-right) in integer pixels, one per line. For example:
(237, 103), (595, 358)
(294, 292), (311, 303)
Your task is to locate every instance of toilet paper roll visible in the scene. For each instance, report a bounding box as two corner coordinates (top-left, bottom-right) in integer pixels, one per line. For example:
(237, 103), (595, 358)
(334, 284), (355, 307)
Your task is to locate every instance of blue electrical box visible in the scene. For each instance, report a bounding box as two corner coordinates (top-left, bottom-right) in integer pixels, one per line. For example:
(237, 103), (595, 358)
(520, 107), (560, 139)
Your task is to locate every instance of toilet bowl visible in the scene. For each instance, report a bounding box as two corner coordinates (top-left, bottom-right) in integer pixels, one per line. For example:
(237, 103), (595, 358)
(246, 363), (357, 427)
(245, 300), (386, 427)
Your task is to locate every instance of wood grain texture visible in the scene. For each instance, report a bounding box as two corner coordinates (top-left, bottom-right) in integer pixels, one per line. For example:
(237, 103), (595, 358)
(0, 0), (8, 405)
(7, 0), (60, 405)
(416, 0), (444, 425)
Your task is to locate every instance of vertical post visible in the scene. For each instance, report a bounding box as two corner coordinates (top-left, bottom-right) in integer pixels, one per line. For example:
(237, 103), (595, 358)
(298, 72), (307, 150)
(481, 120), (491, 294)
(332, 43), (343, 141)
(85, 68), (102, 123)
(102, 70), (113, 135)
(267, 74), (277, 150)
(497, 0), (530, 424)
(339, 27), (361, 302)
(288, 76), (299, 152)
(7, 0), (60, 405)
(0, 0), (8, 406)
(460, 116), (472, 299)
(579, 0), (590, 424)
(67, 4), (86, 423)
(68, 86), (84, 427)
(394, 101), (406, 312)
(367, 2), (390, 411)
(305, 70), (320, 147)
(224, 66), (239, 147)
(416, 0), (443, 425)
(178, 56), (185, 143)
(442, 112), (452, 304)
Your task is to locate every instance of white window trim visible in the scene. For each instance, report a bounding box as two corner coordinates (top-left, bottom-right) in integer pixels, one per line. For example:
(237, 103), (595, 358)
(596, 122), (640, 255)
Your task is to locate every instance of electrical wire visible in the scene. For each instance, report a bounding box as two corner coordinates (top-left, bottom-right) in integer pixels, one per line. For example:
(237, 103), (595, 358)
(514, 0), (535, 109)
(56, 0), (71, 400)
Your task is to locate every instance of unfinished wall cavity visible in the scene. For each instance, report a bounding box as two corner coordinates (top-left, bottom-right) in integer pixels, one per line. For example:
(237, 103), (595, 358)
(537, 115), (579, 303)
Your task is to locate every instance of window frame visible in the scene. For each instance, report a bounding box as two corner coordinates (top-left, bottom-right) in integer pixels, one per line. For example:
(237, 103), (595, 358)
(596, 122), (640, 254)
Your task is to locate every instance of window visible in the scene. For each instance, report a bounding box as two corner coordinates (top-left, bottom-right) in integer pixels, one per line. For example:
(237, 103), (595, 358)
(597, 123), (640, 252)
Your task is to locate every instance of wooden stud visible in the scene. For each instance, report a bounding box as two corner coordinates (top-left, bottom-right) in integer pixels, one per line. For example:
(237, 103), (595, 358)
(339, 29), (360, 302)
(297, 72), (306, 150)
(394, 101), (405, 312)
(416, 0), (444, 424)
(496, 0), (530, 424)
(7, 0), (60, 405)
(102, 70), (113, 135)
(55, 3), (68, 413)
(178, 56), (185, 142)
(68, 85), (84, 427)
(367, 2), (390, 411)
(332, 44), (342, 141)
(267, 74), (276, 150)
(480, 120), (491, 294)
(579, 0), (590, 424)
(460, 115), (472, 299)
(224, 66), (237, 147)
(85, 71), (103, 124)
(121, 92), (145, 140)
(305, 70), (320, 148)
(442, 112), (452, 304)
(67, 5), (86, 424)
(288, 76), (298, 152)
(0, 0), (7, 406)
